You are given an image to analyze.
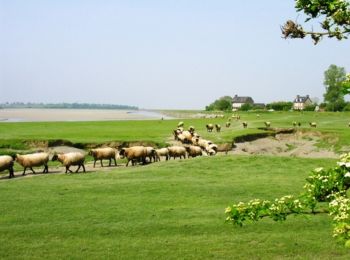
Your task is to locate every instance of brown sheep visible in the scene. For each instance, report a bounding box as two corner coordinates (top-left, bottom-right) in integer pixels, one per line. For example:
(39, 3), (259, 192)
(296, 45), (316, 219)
(0, 155), (15, 178)
(225, 122), (231, 128)
(52, 152), (86, 173)
(145, 146), (157, 162)
(15, 152), (49, 175)
(167, 146), (187, 160)
(215, 124), (221, 132)
(185, 146), (203, 158)
(119, 146), (147, 166)
(89, 147), (117, 167)
(242, 122), (248, 128)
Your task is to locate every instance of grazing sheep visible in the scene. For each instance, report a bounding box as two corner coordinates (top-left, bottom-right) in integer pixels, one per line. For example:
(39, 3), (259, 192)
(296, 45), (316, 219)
(197, 139), (213, 150)
(293, 121), (297, 127)
(215, 124), (221, 132)
(119, 146), (147, 166)
(182, 130), (193, 143)
(145, 146), (157, 162)
(0, 155), (15, 178)
(185, 146), (203, 158)
(298, 122), (301, 127)
(156, 148), (169, 161)
(206, 143), (218, 156)
(52, 152), (85, 173)
(15, 152), (49, 175)
(167, 146), (187, 160)
(264, 121), (271, 127)
(206, 124), (214, 132)
(89, 147), (117, 168)
(225, 122), (231, 128)
(256, 114), (260, 118)
(178, 121), (184, 128)
(348, 122), (350, 127)
(309, 122), (317, 128)
(242, 122), (248, 128)
(228, 118), (232, 122)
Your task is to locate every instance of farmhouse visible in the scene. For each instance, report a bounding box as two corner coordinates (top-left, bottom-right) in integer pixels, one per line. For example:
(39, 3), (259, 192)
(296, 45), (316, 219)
(232, 95), (254, 109)
(293, 95), (313, 110)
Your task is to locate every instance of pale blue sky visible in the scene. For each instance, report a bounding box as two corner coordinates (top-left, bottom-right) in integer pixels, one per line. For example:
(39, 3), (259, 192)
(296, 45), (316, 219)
(1, 0), (349, 109)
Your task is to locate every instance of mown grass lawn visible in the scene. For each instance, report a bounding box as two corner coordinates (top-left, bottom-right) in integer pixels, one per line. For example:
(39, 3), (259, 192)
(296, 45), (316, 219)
(1, 155), (349, 259)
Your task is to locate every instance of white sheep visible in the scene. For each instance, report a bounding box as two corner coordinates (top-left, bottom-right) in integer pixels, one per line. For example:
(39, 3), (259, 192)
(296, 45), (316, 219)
(89, 147), (117, 167)
(264, 121), (271, 127)
(0, 155), (15, 178)
(215, 124), (221, 132)
(178, 121), (184, 128)
(145, 146), (157, 163)
(15, 152), (49, 175)
(206, 124), (214, 132)
(52, 152), (86, 173)
(309, 122), (317, 128)
(156, 148), (169, 161)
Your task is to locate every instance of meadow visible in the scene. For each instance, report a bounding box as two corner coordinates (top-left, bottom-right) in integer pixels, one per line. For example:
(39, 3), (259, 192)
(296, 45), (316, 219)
(1, 110), (350, 258)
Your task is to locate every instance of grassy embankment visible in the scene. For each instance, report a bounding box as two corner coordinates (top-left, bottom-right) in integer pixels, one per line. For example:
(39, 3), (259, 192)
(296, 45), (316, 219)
(2, 155), (349, 259)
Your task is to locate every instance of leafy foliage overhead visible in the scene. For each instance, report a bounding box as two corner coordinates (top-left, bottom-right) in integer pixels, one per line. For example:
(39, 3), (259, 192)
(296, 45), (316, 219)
(282, 0), (350, 44)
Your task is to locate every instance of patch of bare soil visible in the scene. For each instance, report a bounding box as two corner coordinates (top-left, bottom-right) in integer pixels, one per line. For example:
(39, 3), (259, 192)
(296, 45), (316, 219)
(231, 131), (338, 158)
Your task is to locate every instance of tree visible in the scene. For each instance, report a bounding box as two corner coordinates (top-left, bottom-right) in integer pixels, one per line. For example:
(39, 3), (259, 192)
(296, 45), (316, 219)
(205, 96), (232, 111)
(282, 0), (350, 44)
(323, 65), (347, 111)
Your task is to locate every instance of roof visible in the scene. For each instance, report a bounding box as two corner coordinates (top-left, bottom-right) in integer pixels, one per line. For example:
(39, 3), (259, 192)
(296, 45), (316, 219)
(232, 95), (254, 103)
(293, 95), (311, 103)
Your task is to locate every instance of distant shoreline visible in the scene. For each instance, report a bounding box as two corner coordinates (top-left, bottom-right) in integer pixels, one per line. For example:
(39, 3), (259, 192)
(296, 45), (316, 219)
(0, 108), (173, 122)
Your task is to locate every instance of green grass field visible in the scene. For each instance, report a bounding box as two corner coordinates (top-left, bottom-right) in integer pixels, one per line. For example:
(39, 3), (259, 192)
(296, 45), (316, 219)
(2, 155), (350, 259)
(1, 111), (350, 153)
(1, 111), (350, 258)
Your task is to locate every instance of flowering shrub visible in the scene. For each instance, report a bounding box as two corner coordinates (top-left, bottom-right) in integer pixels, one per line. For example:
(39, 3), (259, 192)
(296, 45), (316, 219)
(226, 152), (350, 246)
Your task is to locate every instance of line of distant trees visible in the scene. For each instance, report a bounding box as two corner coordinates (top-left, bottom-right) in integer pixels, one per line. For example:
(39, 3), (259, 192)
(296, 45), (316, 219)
(0, 102), (138, 110)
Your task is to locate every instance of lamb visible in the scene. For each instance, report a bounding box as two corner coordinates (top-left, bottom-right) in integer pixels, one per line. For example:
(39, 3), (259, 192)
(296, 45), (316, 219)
(215, 124), (221, 132)
(52, 152), (86, 173)
(167, 146), (187, 160)
(264, 121), (271, 127)
(225, 122), (231, 128)
(242, 122), (248, 128)
(155, 148), (169, 161)
(206, 124), (214, 132)
(89, 147), (117, 167)
(178, 121), (184, 128)
(119, 146), (147, 166)
(145, 146), (157, 162)
(185, 145), (203, 158)
(15, 152), (49, 175)
(0, 155), (15, 178)
(309, 122), (317, 128)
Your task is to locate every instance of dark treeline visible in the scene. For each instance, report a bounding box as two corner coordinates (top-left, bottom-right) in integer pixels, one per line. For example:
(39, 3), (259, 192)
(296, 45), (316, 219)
(0, 102), (138, 110)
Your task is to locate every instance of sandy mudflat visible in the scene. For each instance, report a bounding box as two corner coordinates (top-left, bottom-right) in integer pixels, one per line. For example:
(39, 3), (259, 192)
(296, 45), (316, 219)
(0, 108), (171, 122)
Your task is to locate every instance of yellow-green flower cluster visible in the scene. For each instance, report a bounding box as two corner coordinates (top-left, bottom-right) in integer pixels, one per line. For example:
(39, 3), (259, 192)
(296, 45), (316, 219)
(329, 193), (350, 242)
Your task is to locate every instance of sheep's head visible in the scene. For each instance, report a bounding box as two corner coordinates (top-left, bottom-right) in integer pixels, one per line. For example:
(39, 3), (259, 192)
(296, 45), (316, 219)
(119, 148), (126, 158)
(52, 154), (59, 161)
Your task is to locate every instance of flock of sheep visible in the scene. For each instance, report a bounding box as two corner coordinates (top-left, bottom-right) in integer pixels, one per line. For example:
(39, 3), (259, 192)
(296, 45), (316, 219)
(0, 121), (222, 179)
(1, 114), (346, 179)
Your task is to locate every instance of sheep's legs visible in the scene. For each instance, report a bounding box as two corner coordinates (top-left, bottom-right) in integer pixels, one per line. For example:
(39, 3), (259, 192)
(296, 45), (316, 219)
(76, 165), (81, 173)
(113, 158), (117, 166)
(9, 168), (14, 178)
(30, 167), (36, 174)
(65, 166), (73, 173)
(93, 160), (96, 168)
(126, 159), (130, 167)
(43, 165), (48, 173)
(82, 164), (86, 172)
(22, 167), (27, 175)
